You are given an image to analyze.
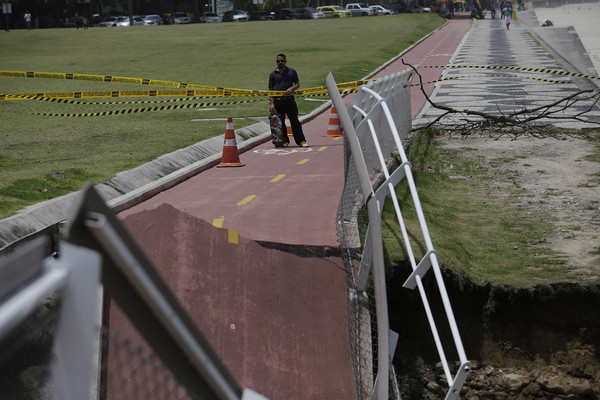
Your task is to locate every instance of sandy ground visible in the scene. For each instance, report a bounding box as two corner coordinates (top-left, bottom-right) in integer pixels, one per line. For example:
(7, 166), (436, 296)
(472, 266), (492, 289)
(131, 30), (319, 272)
(533, 2), (600, 75)
(439, 133), (600, 280)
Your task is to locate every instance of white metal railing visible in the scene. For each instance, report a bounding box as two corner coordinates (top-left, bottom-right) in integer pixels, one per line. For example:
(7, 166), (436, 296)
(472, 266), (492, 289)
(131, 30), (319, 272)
(328, 71), (470, 400)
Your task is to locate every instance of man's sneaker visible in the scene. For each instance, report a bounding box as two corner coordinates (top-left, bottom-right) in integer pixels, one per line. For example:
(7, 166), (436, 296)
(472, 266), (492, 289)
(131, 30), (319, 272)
(283, 142), (289, 147)
(300, 141), (309, 147)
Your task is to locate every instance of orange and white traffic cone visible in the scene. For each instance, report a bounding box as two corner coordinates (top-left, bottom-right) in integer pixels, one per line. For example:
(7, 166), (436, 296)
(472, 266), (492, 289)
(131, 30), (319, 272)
(326, 107), (343, 137)
(285, 115), (293, 136)
(217, 117), (245, 168)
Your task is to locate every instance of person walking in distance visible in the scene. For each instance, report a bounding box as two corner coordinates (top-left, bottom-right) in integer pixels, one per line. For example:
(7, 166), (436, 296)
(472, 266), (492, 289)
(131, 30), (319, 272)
(502, 2), (512, 29)
(24, 11), (31, 29)
(269, 53), (308, 147)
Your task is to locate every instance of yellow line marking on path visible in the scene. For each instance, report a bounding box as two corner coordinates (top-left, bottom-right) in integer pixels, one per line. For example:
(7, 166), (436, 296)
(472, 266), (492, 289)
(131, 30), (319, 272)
(333, 136), (343, 141)
(297, 159), (310, 165)
(228, 229), (239, 244)
(237, 195), (256, 205)
(270, 174), (286, 182)
(317, 146), (328, 151)
(212, 217), (225, 228)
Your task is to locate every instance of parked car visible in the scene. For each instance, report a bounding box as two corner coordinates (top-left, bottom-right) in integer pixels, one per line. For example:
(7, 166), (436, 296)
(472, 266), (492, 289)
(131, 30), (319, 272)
(345, 3), (374, 16)
(250, 10), (275, 20)
(316, 5), (352, 17)
(411, 5), (432, 12)
(280, 8), (300, 19)
(143, 14), (163, 25)
(98, 16), (118, 26)
(293, 7), (325, 19)
(172, 12), (191, 23)
(199, 12), (221, 22)
(369, 5), (395, 14)
(132, 15), (145, 25)
(222, 10), (249, 21)
(115, 16), (131, 26)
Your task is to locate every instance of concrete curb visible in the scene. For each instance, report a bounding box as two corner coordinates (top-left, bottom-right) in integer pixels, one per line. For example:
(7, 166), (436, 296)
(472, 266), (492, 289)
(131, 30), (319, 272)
(0, 121), (271, 251)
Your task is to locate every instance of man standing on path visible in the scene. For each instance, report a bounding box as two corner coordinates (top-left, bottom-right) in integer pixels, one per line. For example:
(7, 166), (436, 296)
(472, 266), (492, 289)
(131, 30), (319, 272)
(269, 53), (308, 147)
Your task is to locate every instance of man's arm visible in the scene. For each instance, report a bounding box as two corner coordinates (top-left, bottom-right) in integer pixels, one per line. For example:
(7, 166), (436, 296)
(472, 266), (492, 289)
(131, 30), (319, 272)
(285, 81), (300, 95)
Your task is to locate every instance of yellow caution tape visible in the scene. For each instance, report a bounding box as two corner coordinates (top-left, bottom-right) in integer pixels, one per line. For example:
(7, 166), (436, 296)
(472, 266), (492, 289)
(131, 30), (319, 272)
(0, 70), (371, 100)
(420, 65), (600, 80)
(405, 74), (573, 86)
(0, 70), (261, 93)
(30, 99), (267, 117)
(1, 86), (361, 101)
(1, 88), (275, 100)
(3, 90), (226, 101)
(26, 96), (212, 105)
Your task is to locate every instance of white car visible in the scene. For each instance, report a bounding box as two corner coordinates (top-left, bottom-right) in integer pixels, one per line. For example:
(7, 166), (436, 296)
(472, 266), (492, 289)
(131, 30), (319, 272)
(200, 12), (221, 23)
(143, 14), (163, 25)
(369, 5), (394, 15)
(115, 16), (131, 26)
(411, 5), (432, 12)
(172, 12), (191, 24)
(345, 3), (374, 16)
(98, 16), (118, 27)
(114, 15), (144, 26)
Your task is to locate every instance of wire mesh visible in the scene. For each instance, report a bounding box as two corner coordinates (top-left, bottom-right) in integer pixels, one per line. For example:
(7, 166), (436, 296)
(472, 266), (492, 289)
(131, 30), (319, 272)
(0, 293), (60, 400)
(98, 298), (203, 400)
(0, 290), (216, 400)
(336, 137), (386, 400)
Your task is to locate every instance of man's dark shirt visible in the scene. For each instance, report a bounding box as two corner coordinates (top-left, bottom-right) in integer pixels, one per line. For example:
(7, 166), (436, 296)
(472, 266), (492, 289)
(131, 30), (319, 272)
(269, 66), (299, 103)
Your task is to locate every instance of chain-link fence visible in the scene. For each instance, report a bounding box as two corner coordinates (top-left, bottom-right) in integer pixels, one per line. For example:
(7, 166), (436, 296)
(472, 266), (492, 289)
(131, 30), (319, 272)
(0, 295), (59, 400)
(99, 301), (202, 400)
(0, 300), (213, 400)
(336, 143), (379, 400)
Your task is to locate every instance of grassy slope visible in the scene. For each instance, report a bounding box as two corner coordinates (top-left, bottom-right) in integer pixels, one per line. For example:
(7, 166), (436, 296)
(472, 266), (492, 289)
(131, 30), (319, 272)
(382, 129), (599, 287)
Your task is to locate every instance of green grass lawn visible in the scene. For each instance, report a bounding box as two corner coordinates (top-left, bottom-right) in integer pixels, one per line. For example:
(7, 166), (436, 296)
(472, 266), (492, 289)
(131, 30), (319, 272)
(0, 14), (444, 218)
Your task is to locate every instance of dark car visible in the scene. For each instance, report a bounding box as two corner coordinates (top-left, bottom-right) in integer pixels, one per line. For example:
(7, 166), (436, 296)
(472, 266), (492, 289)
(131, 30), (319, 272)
(250, 10), (275, 20)
(279, 8), (300, 19)
(222, 10), (249, 21)
(293, 7), (325, 19)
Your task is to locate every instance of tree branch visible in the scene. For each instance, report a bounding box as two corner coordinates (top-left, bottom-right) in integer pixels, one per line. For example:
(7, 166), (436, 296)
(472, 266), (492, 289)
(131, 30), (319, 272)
(402, 59), (600, 139)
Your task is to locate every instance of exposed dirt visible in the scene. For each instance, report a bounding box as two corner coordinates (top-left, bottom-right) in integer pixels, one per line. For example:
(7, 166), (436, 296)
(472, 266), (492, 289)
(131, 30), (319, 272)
(391, 270), (600, 400)
(390, 133), (600, 399)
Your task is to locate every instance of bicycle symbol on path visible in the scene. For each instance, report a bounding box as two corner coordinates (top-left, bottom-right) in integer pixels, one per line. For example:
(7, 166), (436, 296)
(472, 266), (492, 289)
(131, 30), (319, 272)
(253, 148), (313, 156)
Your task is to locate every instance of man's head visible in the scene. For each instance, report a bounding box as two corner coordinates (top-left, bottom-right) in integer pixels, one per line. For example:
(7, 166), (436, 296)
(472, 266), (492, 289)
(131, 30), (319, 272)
(276, 54), (287, 70)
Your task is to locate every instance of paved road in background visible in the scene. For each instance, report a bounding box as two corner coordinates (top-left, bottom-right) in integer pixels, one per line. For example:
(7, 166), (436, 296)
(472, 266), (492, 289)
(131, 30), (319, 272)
(414, 11), (600, 129)
(115, 17), (473, 400)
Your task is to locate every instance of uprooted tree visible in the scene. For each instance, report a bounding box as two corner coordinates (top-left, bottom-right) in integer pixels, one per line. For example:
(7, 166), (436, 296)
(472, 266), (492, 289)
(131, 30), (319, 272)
(403, 59), (600, 139)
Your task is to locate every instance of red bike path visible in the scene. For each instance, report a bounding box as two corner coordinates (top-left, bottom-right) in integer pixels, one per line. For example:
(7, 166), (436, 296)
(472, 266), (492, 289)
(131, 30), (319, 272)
(114, 18), (472, 400)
